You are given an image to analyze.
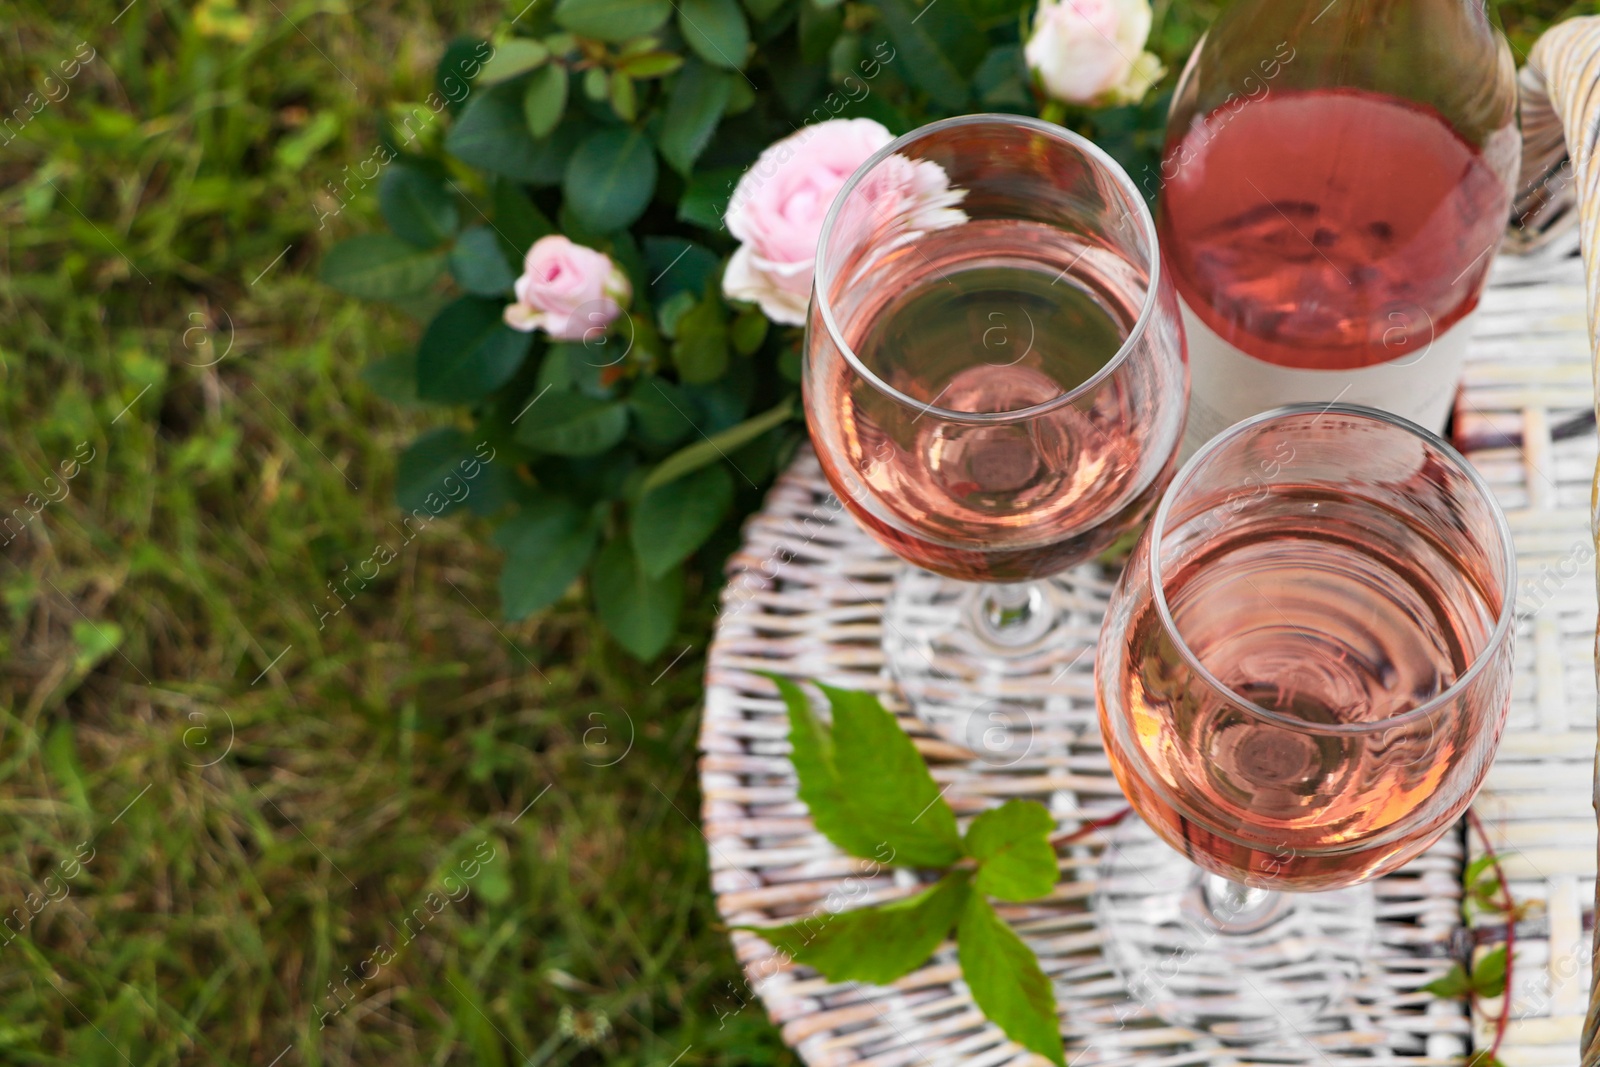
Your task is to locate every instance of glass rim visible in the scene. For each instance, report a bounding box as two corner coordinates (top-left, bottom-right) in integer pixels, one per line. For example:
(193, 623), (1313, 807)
(812, 113), (1162, 426)
(1145, 402), (1517, 736)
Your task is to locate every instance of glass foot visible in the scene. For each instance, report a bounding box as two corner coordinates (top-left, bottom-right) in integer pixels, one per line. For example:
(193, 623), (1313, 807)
(882, 566), (1100, 767)
(1093, 816), (1375, 1042)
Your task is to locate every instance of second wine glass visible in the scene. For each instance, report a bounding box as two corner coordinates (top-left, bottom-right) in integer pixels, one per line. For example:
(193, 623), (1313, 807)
(803, 114), (1189, 755)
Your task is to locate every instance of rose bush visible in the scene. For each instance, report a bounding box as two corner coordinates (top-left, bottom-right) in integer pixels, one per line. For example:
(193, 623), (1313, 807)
(321, 0), (1173, 658)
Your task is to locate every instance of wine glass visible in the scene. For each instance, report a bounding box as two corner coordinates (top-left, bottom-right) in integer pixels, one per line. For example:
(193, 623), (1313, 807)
(1094, 403), (1515, 1038)
(803, 114), (1188, 753)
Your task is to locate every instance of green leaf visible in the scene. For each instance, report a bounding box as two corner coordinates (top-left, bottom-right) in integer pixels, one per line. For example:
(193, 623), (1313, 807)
(965, 801), (1057, 902)
(799, 0), (844, 64)
(1471, 946), (1509, 999)
(678, 0), (750, 69)
(630, 463), (732, 577)
(1421, 963), (1473, 999)
(609, 70), (638, 121)
(447, 84), (571, 185)
(321, 235), (445, 301)
(380, 165), (460, 249)
(731, 308), (768, 354)
(522, 64), (569, 140)
(820, 683), (964, 867)
(645, 237), (720, 300)
(591, 536), (683, 659)
(678, 166), (741, 228)
(494, 495), (600, 619)
(514, 391), (630, 456)
(618, 51), (684, 78)
(767, 675), (901, 863)
(740, 0), (786, 19)
(563, 127), (657, 233)
(629, 379), (695, 448)
(492, 179), (553, 260)
(415, 296), (533, 403)
(396, 427), (477, 515)
(658, 60), (733, 175)
(555, 0), (671, 41)
(672, 296), (729, 383)
(641, 396), (792, 491)
(875, 0), (979, 111)
(958, 894), (1065, 1066)
(449, 226), (517, 295)
(740, 870), (972, 985)
(478, 38), (549, 85)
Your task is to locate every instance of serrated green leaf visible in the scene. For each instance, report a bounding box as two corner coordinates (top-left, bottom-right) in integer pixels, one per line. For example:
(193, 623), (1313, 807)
(515, 391), (629, 456)
(478, 38), (549, 85)
(494, 495), (600, 619)
(958, 894), (1064, 1066)
(630, 463), (732, 577)
(740, 869), (971, 984)
(448, 84), (573, 185)
(591, 536), (683, 659)
(415, 296), (533, 403)
(966, 801), (1057, 902)
(380, 165), (460, 249)
(1421, 963), (1473, 999)
(522, 64), (569, 139)
(767, 675), (895, 863)
(641, 396), (793, 491)
(321, 235), (445, 301)
(449, 226), (517, 296)
(659, 60), (733, 175)
(820, 683), (964, 867)
(563, 128), (657, 233)
(396, 427), (478, 515)
(678, 0), (750, 69)
(1471, 946), (1509, 999)
(555, 0), (671, 41)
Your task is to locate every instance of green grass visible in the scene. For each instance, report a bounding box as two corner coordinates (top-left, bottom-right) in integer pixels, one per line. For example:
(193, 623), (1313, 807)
(0, 0), (1578, 1063)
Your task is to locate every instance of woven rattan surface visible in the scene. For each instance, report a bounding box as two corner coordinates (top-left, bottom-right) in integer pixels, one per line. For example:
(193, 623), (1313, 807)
(699, 237), (1600, 1067)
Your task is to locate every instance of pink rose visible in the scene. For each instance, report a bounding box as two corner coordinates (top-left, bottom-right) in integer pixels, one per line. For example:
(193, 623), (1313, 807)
(503, 235), (632, 342)
(723, 118), (967, 326)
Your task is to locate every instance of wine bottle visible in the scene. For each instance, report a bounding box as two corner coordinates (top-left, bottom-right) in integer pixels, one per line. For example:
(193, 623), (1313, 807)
(1156, 0), (1521, 453)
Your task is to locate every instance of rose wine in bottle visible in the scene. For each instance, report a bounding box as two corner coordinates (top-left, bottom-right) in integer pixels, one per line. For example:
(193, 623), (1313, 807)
(1156, 0), (1520, 453)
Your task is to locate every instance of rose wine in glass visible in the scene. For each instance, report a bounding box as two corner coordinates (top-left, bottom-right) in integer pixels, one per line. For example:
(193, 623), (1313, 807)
(1094, 404), (1515, 1037)
(1157, 0), (1520, 451)
(804, 115), (1188, 753)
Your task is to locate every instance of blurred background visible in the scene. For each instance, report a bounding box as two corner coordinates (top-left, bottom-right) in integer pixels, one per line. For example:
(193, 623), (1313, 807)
(0, 1), (1584, 1064)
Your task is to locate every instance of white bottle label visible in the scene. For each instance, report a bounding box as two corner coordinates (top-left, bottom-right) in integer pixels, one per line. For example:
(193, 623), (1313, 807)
(1178, 294), (1472, 458)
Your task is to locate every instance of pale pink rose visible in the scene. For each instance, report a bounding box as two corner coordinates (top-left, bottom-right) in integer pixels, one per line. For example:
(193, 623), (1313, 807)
(723, 118), (967, 326)
(503, 235), (632, 342)
(1025, 0), (1163, 106)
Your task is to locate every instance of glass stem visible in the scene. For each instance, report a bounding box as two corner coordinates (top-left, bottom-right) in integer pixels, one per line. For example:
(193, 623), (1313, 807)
(973, 581), (1055, 650)
(1196, 874), (1291, 935)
